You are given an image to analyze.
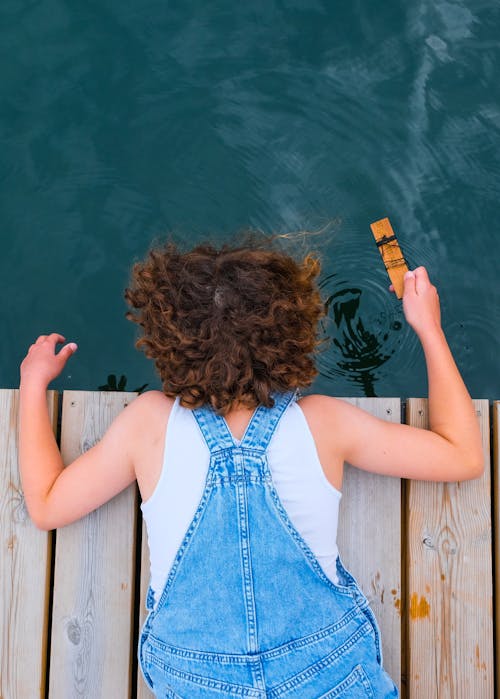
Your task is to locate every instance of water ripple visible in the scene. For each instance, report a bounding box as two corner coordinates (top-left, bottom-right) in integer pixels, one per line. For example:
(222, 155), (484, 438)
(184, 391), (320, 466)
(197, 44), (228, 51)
(317, 245), (420, 396)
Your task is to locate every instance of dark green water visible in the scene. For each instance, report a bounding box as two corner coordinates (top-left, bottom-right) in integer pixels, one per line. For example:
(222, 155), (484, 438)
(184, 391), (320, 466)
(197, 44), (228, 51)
(2, 1), (499, 398)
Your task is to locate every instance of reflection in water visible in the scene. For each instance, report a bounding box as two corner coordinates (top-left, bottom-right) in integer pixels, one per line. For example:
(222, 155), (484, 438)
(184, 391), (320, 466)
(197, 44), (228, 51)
(318, 274), (404, 397)
(326, 287), (391, 397)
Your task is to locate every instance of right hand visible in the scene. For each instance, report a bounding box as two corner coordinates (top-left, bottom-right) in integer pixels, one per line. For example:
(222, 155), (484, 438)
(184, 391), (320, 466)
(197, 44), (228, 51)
(396, 267), (441, 337)
(390, 267), (441, 337)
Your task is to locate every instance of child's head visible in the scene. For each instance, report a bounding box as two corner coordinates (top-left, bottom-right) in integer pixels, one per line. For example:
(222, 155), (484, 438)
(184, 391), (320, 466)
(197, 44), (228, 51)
(124, 237), (324, 414)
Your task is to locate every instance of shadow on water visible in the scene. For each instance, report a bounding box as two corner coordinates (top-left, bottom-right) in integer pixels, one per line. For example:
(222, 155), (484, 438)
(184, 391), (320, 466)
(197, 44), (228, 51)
(318, 273), (408, 397)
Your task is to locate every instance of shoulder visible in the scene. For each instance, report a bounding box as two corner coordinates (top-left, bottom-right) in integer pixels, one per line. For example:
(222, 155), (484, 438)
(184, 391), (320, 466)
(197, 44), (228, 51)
(130, 389), (175, 411)
(296, 393), (352, 425)
(295, 394), (366, 454)
(129, 388), (175, 419)
(114, 391), (176, 475)
(116, 390), (176, 446)
(120, 389), (174, 419)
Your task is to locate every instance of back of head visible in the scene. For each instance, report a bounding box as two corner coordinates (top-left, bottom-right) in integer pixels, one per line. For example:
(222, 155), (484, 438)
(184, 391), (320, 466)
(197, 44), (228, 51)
(124, 237), (324, 415)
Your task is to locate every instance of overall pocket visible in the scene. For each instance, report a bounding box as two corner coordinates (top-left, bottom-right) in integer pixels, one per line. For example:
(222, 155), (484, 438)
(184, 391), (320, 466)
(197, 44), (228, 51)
(138, 585), (157, 691)
(318, 664), (374, 698)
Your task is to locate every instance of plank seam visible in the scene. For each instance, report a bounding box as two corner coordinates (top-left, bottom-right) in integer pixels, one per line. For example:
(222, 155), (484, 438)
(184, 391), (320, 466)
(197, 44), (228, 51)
(10, 390), (495, 698)
(131, 485), (143, 699)
(44, 393), (63, 699)
(492, 402), (498, 699)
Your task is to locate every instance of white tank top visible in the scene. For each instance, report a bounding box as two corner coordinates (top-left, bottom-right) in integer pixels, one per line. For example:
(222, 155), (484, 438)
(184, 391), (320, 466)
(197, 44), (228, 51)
(141, 398), (342, 607)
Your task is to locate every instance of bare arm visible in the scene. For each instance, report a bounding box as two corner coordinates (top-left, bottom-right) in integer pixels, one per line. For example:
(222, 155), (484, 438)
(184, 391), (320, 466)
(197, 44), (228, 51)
(399, 266), (482, 471)
(18, 333), (138, 529)
(19, 334), (75, 526)
(18, 381), (66, 527)
(302, 268), (484, 482)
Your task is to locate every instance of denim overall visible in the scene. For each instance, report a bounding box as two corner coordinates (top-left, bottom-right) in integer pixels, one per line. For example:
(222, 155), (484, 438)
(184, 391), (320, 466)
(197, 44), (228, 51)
(139, 392), (399, 698)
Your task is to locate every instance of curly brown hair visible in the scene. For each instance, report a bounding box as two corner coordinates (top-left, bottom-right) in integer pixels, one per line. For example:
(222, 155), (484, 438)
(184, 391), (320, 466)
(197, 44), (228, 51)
(124, 238), (324, 414)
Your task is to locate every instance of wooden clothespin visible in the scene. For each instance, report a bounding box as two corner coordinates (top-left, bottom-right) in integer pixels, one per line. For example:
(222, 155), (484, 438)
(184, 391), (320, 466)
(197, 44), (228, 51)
(370, 217), (409, 299)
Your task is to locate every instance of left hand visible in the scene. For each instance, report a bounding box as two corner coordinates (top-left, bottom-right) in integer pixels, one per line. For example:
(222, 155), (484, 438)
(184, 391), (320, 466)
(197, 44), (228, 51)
(20, 333), (78, 387)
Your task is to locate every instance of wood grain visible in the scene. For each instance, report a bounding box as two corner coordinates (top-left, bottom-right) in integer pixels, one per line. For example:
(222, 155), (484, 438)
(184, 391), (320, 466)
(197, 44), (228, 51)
(137, 516), (156, 699)
(370, 217), (408, 299)
(337, 397), (402, 693)
(48, 391), (138, 699)
(3, 391), (497, 697)
(406, 398), (493, 698)
(493, 401), (499, 693)
(0, 388), (57, 699)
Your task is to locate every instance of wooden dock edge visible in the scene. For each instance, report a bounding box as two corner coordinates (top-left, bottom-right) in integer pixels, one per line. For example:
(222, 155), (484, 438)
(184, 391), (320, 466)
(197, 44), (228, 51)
(1, 390), (499, 698)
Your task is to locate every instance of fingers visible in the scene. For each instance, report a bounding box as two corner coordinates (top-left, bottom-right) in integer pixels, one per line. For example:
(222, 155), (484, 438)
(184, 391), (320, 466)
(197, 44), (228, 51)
(30, 333), (74, 354)
(403, 270), (416, 295)
(33, 333), (66, 345)
(413, 266), (428, 278)
(404, 267), (433, 296)
(64, 342), (78, 353)
(413, 266), (431, 293)
(58, 342), (78, 359)
(47, 333), (67, 346)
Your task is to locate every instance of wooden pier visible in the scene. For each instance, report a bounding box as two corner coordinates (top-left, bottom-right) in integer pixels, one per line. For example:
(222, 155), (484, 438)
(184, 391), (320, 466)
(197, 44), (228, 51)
(0, 389), (498, 698)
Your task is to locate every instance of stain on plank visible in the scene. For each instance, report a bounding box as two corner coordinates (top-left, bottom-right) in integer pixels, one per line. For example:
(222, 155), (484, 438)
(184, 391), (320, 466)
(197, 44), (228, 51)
(409, 593), (430, 620)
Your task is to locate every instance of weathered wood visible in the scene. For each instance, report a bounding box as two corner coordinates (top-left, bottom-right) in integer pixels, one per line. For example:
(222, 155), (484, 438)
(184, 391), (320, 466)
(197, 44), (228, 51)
(406, 398), (493, 698)
(337, 397), (402, 692)
(3, 390), (498, 696)
(370, 217), (409, 298)
(0, 388), (57, 699)
(48, 391), (138, 699)
(493, 401), (499, 689)
(137, 516), (155, 699)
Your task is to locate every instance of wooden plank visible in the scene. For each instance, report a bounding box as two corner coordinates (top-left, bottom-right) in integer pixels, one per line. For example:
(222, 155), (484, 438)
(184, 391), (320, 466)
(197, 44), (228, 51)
(370, 217), (409, 299)
(338, 397), (401, 692)
(493, 402), (499, 691)
(137, 516), (155, 699)
(49, 391), (138, 699)
(406, 398), (493, 698)
(0, 388), (57, 699)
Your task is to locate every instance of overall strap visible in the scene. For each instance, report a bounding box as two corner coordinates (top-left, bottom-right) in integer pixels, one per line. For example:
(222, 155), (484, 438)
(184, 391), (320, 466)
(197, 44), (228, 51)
(192, 404), (235, 453)
(240, 391), (296, 452)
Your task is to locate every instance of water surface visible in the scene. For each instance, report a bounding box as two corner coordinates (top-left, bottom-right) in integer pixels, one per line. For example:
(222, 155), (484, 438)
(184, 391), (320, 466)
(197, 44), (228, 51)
(1, 1), (499, 398)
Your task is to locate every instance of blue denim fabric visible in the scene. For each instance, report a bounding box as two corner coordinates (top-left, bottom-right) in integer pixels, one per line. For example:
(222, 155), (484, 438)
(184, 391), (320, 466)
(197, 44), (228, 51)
(138, 392), (399, 698)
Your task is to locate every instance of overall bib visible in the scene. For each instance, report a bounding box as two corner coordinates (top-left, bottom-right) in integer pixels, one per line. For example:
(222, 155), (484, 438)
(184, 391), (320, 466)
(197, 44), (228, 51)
(139, 392), (399, 698)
